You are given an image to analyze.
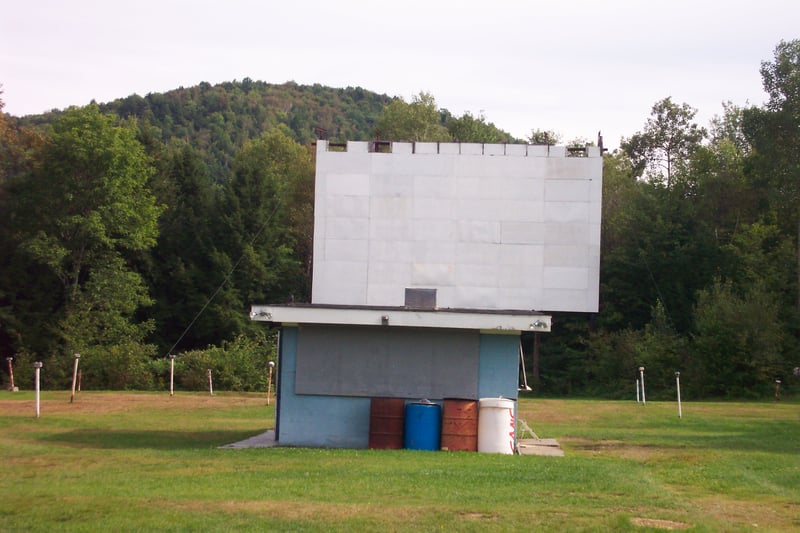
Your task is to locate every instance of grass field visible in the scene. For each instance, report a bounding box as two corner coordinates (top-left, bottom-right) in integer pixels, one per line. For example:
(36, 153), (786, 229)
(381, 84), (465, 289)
(0, 391), (797, 532)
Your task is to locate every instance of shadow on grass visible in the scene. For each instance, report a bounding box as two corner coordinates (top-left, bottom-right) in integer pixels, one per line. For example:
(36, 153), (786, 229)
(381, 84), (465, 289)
(578, 418), (799, 455)
(42, 429), (267, 450)
(679, 417), (799, 454)
(682, 430), (798, 454)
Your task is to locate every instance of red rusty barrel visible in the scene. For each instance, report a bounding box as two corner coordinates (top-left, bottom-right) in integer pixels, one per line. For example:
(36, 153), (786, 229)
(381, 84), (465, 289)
(440, 398), (478, 452)
(369, 397), (405, 449)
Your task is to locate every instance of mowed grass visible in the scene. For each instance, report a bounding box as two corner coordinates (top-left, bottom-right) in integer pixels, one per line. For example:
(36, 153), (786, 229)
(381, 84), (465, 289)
(0, 392), (797, 532)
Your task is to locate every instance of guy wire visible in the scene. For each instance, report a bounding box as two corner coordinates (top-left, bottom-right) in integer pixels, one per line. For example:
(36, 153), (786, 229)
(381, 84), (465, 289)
(163, 199), (283, 358)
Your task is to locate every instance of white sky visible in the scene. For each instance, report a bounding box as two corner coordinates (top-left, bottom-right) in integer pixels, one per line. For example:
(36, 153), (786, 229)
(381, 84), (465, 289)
(2, 0), (798, 150)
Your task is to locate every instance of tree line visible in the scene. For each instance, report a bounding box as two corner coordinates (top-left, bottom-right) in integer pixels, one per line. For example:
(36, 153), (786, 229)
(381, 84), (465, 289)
(539, 40), (800, 399)
(0, 82), (519, 390)
(1, 40), (799, 397)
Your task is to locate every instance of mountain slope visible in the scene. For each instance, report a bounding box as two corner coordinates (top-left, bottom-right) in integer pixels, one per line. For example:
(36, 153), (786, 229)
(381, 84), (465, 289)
(22, 80), (394, 181)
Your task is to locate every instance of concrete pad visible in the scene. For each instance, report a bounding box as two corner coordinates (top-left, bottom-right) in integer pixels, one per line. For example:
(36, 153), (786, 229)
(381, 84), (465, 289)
(219, 429), (276, 449)
(522, 438), (560, 447)
(516, 438), (565, 456)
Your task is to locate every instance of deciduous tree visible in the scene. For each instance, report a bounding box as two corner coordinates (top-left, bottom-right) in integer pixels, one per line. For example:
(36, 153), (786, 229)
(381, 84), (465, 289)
(213, 129), (314, 336)
(622, 97), (706, 187)
(446, 111), (515, 143)
(375, 92), (450, 142)
(527, 129), (561, 145)
(742, 39), (800, 314)
(691, 279), (785, 397)
(7, 105), (161, 362)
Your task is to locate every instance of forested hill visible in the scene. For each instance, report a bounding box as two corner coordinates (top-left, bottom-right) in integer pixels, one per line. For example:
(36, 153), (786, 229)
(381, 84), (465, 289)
(22, 80), (394, 181)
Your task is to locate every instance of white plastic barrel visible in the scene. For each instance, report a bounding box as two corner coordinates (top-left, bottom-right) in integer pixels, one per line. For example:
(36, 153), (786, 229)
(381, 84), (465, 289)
(477, 397), (515, 454)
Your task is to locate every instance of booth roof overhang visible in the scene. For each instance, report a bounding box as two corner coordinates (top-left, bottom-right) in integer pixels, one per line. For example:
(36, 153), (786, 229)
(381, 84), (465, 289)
(250, 303), (551, 334)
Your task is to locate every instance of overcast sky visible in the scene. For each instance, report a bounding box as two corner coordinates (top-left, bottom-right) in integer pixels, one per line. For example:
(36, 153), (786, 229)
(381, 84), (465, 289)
(2, 0), (798, 149)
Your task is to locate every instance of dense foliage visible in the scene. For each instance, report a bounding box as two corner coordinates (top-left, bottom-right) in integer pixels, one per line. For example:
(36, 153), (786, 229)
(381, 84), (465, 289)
(21, 81), (393, 184)
(538, 40), (800, 399)
(1, 43), (799, 397)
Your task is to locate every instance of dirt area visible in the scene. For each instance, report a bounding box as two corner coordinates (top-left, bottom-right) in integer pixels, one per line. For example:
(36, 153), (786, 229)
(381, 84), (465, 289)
(630, 517), (691, 530)
(0, 391), (266, 416)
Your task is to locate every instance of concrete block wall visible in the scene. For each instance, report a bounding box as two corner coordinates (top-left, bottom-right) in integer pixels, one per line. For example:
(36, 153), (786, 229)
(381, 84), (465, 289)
(312, 141), (602, 313)
(276, 326), (519, 449)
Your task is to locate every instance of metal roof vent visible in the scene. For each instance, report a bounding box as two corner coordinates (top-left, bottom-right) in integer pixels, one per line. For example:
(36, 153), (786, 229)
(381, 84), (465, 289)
(405, 288), (437, 309)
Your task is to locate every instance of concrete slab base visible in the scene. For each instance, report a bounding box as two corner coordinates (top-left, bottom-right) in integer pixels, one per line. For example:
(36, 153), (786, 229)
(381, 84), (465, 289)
(516, 438), (565, 457)
(219, 429), (277, 449)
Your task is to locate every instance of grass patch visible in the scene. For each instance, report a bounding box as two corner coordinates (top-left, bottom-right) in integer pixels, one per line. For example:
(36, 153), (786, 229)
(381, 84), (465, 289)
(1, 391), (797, 531)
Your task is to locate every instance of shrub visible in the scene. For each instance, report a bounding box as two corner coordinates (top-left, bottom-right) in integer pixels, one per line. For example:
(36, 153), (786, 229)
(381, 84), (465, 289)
(79, 341), (157, 390)
(173, 333), (277, 392)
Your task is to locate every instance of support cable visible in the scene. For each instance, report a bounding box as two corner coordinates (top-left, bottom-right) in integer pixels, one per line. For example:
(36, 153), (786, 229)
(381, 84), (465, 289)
(640, 251), (675, 327)
(163, 200), (283, 358)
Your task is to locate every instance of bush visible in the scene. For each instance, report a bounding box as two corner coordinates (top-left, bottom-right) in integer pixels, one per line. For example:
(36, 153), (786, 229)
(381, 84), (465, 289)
(5, 333), (277, 392)
(79, 341), (157, 390)
(173, 333), (277, 392)
(690, 280), (785, 398)
(6, 349), (75, 390)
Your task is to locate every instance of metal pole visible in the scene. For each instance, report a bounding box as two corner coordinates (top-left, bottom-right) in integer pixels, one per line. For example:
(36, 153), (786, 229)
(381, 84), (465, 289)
(267, 361), (275, 406)
(6, 357), (15, 391)
(34, 362), (43, 418)
(639, 367), (646, 405)
(207, 369), (213, 396)
(675, 372), (682, 419)
(635, 379), (640, 403)
(70, 353), (80, 403)
(532, 331), (541, 388)
(168, 354), (175, 397)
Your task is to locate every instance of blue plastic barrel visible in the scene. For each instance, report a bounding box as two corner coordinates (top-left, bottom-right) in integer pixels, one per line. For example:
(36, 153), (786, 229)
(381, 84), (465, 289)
(404, 402), (442, 451)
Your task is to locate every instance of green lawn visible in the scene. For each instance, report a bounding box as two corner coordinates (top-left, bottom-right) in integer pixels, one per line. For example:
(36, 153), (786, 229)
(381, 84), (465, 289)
(1, 391), (797, 531)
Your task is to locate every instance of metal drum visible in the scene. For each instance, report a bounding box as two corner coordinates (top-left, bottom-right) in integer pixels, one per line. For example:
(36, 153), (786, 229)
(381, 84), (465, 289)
(369, 397), (405, 449)
(440, 399), (478, 452)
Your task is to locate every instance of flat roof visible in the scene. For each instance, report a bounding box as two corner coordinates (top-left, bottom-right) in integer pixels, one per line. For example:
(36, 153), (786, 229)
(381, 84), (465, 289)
(250, 304), (551, 333)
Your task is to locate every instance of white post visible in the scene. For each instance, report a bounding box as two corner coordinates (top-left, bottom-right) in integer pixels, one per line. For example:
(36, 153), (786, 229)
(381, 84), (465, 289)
(635, 379), (640, 403)
(70, 353), (80, 403)
(34, 361), (43, 418)
(267, 361), (275, 406)
(207, 369), (213, 396)
(168, 354), (175, 397)
(639, 367), (646, 405)
(675, 372), (682, 419)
